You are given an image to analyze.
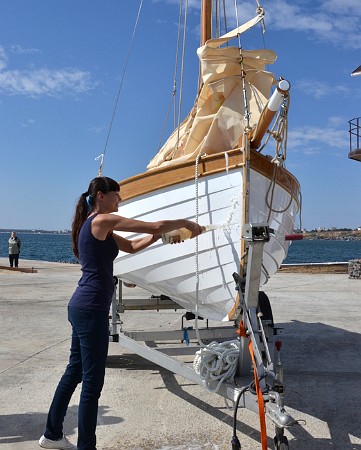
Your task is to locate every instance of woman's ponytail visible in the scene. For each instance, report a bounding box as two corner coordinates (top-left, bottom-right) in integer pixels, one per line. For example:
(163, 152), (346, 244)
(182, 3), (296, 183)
(71, 192), (89, 259)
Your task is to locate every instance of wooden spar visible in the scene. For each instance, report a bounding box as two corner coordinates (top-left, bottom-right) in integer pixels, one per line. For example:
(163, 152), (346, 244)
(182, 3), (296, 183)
(201, 0), (212, 45)
(251, 79), (290, 149)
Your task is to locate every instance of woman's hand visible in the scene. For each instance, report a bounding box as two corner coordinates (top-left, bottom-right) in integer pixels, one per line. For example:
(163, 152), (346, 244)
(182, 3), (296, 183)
(183, 221), (204, 238)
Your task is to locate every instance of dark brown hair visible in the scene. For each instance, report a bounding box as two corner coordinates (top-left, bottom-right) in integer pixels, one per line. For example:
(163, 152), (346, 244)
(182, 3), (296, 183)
(71, 177), (120, 259)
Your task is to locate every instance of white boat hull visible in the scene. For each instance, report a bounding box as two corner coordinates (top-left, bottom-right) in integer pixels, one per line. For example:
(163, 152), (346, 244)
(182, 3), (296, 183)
(113, 162), (299, 321)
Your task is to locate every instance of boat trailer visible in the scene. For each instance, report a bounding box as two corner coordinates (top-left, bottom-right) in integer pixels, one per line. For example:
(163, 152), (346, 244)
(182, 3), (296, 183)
(110, 224), (298, 449)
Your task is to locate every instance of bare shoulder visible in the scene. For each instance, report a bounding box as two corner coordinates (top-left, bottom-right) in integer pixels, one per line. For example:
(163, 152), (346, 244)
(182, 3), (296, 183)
(91, 214), (118, 240)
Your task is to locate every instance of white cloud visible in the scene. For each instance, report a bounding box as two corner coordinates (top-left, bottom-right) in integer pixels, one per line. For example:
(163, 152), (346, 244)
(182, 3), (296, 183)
(88, 125), (106, 134)
(328, 115), (346, 127)
(10, 45), (40, 55)
(0, 47), (94, 97)
(323, 0), (360, 14)
(153, 0), (199, 8)
(0, 68), (94, 97)
(21, 118), (36, 128)
(296, 79), (354, 99)
(288, 125), (346, 152)
(265, 0), (361, 49)
(159, 0), (361, 49)
(0, 46), (8, 71)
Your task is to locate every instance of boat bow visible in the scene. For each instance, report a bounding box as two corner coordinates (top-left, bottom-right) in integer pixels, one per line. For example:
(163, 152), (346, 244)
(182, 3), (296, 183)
(113, 3), (301, 321)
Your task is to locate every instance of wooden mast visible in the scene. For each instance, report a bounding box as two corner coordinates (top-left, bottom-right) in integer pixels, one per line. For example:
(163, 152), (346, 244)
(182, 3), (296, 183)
(201, 0), (212, 45)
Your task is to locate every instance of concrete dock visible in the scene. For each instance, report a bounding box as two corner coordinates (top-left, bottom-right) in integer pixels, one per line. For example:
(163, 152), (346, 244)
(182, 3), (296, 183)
(1, 257), (361, 449)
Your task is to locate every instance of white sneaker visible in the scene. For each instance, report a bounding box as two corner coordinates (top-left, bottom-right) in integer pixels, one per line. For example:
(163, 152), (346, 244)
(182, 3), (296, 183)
(39, 434), (76, 449)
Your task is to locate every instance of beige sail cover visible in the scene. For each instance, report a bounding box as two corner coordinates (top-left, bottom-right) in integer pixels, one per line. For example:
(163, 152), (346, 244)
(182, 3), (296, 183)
(147, 19), (277, 170)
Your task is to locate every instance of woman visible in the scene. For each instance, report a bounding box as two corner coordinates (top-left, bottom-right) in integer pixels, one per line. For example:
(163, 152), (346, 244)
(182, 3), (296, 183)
(39, 176), (203, 450)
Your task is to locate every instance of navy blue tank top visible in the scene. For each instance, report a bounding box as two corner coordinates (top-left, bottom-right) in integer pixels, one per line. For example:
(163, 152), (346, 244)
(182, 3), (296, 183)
(69, 214), (119, 312)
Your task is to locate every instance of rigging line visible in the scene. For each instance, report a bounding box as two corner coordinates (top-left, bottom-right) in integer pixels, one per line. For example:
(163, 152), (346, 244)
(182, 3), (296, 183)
(215, 0), (228, 38)
(194, 150), (206, 348)
(265, 166), (295, 221)
(233, 0), (251, 131)
(215, 0), (220, 38)
(256, 3), (267, 54)
(175, 0), (189, 154)
(259, 18), (267, 48)
(222, 0), (228, 36)
(157, 0), (183, 151)
(98, 0), (143, 177)
(254, 0), (266, 34)
(234, 0), (242, 48)
(240, 55), (250, 131)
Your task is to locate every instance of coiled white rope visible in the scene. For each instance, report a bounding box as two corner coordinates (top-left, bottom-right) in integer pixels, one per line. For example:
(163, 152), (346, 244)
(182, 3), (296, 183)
(194, 339), (240, 392)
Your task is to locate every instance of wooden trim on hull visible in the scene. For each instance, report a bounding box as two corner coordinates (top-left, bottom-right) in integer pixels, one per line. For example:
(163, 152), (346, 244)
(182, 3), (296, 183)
(119, 149), (300, 205)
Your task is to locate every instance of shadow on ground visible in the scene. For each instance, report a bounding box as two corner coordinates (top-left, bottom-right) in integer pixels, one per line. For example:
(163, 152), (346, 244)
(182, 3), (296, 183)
(107, 319), (361, 449)
(0, 405), (122, 446)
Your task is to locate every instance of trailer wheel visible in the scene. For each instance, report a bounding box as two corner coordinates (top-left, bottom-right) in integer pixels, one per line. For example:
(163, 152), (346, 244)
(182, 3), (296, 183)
(274, 434), (289, 449)
(258, 291), (274, 326)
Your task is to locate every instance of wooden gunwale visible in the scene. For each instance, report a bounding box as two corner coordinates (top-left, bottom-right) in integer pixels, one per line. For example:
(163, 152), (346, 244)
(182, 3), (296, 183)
(119, 149), (300, 205)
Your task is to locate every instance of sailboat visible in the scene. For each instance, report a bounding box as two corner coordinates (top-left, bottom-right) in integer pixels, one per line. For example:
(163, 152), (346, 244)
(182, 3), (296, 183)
(113, 1), (301, 321)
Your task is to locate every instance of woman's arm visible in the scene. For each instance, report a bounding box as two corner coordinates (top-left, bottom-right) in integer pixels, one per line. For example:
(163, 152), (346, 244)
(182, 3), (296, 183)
(112, 233), (161, 254)
(92, 214), (202, 241)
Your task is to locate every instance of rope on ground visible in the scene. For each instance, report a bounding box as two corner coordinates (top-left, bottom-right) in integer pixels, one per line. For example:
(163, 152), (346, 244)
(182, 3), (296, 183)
(193, 339), (240, 392)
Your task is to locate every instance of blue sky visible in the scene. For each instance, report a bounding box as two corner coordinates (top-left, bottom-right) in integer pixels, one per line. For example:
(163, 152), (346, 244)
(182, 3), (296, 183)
(0, 0), (360, 231)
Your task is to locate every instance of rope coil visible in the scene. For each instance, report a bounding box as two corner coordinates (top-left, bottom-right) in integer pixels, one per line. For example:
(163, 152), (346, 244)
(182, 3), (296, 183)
(194, 339), (240, 392)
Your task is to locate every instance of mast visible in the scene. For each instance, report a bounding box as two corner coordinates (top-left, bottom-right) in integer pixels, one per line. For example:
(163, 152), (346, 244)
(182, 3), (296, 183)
(199, 0), (212, 90)
(201, 0), (212, 45)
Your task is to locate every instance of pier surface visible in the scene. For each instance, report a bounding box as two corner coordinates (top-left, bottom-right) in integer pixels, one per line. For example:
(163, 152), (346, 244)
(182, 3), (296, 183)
(1, 257), (361, 449)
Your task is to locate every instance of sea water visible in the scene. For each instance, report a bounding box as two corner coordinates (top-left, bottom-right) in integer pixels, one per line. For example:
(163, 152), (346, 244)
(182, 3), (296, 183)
(284, 239), (361, 264)
(1, 232), (360, 265)
(0, 232), (77, 264)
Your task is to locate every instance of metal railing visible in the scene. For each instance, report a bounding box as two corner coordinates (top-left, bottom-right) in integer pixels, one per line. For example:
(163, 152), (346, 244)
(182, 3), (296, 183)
(349, 117), (361, 152)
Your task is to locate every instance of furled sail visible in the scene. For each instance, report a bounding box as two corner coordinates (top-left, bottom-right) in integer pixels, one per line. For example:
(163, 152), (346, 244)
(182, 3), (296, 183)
(147, 12), (276, 170)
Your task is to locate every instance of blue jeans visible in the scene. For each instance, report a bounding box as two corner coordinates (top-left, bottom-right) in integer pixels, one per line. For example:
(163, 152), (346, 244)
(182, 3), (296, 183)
(44, 307), (109, 450)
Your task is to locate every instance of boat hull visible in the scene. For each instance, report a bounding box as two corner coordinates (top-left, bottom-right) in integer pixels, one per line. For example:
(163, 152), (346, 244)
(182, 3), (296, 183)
(114, 151), (300, 321)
